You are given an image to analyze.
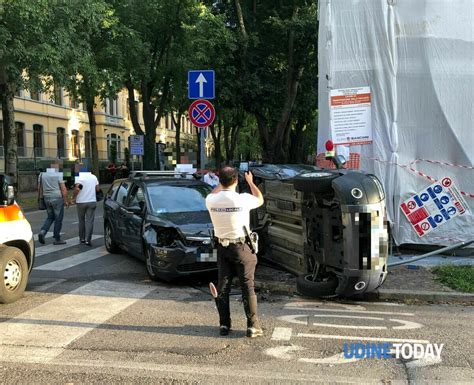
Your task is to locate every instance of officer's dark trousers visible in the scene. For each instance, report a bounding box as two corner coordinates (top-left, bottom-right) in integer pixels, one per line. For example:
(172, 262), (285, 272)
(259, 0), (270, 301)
(216, 242), (260, 329)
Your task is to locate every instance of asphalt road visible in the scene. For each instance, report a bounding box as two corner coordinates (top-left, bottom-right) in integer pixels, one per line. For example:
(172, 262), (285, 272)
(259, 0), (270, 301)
(0, 205), (472, 384)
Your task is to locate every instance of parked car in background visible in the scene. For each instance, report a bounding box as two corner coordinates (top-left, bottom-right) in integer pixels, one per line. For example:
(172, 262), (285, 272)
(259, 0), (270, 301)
(103, 171), (216, 281)
(0, 174), (35, 303)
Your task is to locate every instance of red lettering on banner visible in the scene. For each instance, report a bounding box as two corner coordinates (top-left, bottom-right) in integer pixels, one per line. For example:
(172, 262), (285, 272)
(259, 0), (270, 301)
(400, 203), (410, 215)
(454, 201), (465, 214)
(407, 207), (429, 225)
(414, 224), (424, 236)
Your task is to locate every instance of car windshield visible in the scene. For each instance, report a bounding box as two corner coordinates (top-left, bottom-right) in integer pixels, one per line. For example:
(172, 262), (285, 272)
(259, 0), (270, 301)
(147, 184), (211, 214)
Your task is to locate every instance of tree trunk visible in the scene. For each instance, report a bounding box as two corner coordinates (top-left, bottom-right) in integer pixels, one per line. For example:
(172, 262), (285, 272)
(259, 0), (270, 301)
(0, 72), (17, 187)
(85, 96), (100, 177)
(289, 120), (305, 163)
(172, 112), (182, 165)
(141, 85), (157, 170)
(209, 119), (222, 169)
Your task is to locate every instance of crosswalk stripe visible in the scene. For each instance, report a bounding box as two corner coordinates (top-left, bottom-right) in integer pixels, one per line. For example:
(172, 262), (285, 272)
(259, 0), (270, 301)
(35, 245), (108, 271)
(35, 235), (103, 257)
(0, 280), (156, 362)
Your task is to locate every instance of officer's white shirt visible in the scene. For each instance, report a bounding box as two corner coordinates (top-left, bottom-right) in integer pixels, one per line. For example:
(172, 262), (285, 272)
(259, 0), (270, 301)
(75, 173), (99, 204)
(206, 189), (262, 239)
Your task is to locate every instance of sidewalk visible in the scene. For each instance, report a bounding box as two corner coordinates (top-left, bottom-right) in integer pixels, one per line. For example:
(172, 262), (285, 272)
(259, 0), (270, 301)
(254, 254), (474, 305)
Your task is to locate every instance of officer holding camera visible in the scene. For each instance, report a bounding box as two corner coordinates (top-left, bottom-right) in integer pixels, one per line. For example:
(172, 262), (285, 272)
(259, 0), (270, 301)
(205, 166), (264, 337)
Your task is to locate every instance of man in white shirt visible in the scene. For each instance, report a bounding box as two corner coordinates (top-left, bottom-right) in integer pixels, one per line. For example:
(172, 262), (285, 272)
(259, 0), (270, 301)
(203, 169), (219, 188)
(205, 166), (264, 337)
(71, 172), (100, 246)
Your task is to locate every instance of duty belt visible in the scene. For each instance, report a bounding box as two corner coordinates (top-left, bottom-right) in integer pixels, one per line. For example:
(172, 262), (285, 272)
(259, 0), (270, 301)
(218, 237), (246, 247)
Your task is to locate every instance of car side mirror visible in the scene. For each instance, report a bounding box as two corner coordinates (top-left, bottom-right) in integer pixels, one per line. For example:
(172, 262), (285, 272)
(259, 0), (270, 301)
(127, 206), (143, 215)
(332, 154), (347, 169)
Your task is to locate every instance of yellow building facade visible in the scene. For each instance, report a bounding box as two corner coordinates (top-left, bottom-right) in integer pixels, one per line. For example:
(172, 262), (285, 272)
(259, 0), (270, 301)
(0, 87), (211, 171)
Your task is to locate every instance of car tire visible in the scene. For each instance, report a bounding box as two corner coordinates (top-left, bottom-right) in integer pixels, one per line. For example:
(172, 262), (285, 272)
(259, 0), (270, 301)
(145, 245), (160, 281)
(293, 171), (339, 193)
(296, 273), (339, 298)
(104, 221), (120, 253)
(0, 246), (29, 304)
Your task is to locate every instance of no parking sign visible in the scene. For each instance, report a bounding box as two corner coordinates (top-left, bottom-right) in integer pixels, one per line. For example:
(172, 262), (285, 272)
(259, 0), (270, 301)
(400, 177), (469, 237)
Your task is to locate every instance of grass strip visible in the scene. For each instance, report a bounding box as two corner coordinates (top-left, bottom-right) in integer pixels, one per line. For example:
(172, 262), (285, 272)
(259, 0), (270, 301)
(432, 265), (473, 293)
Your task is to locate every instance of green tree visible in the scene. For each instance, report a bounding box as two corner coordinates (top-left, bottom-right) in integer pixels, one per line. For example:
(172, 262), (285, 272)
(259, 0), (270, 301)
(112, 0), (199, 169)
(0, 1), (68, 181)
(58, 0), (120, 177)
(214, 0), (318, 163)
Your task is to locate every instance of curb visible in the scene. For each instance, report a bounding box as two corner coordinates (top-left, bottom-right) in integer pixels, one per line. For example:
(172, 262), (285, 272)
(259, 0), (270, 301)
(255, 279), (474, 305)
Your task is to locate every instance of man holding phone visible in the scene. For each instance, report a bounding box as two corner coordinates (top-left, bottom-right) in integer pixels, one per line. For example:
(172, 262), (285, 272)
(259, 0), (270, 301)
(205, 166), (264, 337)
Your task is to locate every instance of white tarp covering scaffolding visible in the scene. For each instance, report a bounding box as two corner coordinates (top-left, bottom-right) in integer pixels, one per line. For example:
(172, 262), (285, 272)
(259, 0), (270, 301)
(317, 0), (474, 246)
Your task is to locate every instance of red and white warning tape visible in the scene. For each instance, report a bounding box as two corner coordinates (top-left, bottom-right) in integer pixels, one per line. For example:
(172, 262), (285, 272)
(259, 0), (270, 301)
(362, 157), (474, 199)
(409, 158), (474, 170)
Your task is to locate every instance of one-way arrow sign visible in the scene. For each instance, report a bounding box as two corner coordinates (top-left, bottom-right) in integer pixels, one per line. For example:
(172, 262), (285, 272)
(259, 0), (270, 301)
(188, 70), (215, 99)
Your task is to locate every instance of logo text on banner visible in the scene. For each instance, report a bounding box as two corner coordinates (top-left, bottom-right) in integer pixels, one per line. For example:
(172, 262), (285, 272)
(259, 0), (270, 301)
(400, 177), (469, 237)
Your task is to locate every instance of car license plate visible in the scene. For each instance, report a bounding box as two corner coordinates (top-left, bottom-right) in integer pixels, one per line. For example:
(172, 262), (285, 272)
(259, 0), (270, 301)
(198, 249), (217, 262)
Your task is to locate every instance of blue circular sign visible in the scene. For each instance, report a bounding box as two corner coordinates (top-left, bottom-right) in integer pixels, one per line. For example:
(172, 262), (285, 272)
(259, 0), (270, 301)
(434, 214), (443, 223)
(440, 196), (450, 205)
(447, 206), (456, 216)
(433, 185), (443, 194)
(420, 193), (430, 201)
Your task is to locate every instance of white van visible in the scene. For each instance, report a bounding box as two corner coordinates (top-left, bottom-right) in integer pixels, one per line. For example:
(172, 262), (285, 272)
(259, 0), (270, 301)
(0, 174), (35, 303)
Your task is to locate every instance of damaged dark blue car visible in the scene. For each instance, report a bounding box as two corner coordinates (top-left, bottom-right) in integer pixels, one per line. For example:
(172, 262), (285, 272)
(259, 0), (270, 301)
(103, 171), (216, 281)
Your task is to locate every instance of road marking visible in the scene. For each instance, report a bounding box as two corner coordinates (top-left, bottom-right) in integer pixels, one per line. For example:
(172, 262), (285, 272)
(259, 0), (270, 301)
(390, 319), (423, 330)
(31, 279), (66, 292)
(297, 333), (430, 344)
(266, 345), (304, 360)
(283, 302), (414, 316)
(271, 327), (293, 341)
(0, 280), (156, 362)
(300, 352), (358, 365)
(35, 235), (103, 257)
(279, 315), (308, 325)
(292, 308), (414, 317)
(406, 356), (442, 368)
(35, 246), (108, 271)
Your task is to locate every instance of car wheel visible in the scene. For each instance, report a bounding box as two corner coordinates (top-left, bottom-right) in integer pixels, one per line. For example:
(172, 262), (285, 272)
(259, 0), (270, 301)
(145, 245), (159, 281)
(104, 221), (120, 253)
(296, 273), (339, 298)
(0, 246), (29, 304)
(293, 171), (340, 193)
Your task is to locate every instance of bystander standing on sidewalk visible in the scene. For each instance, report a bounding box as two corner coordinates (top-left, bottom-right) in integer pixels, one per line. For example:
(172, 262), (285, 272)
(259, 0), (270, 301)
(38, 165), (69, 245)
(71, 172), (100, 246)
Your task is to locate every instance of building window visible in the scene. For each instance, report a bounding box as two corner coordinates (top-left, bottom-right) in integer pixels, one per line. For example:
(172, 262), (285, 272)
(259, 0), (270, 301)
(15, 122), (25, 157)
(69, 94), (80, 109)
(105, 97), (118, 116)
(107, 133), (121, 161)
(30, 90), (40, 101)
(33, 124), (43, 157)
(84, 131), (91, 159)
(53, 83), (63, 105)
(57, 127), (66, 158)
(71, 129), (80, 159)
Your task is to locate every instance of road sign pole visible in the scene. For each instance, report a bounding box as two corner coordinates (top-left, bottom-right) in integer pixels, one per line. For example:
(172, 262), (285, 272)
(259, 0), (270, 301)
(200, 127), (206, 171)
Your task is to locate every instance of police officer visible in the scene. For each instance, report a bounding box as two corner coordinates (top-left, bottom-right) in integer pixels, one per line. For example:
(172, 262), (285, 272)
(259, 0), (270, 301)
(205, 166), (264, 337)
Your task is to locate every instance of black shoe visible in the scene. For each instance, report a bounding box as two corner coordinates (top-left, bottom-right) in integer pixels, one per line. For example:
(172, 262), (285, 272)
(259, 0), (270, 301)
(38, 232), (45, 245)
(85, 241), (92, 246)
(53, 239), (66, 245)
(219, 326), (230, 336)
(80, 240), (86, 244)
(246, 327), (263, 338)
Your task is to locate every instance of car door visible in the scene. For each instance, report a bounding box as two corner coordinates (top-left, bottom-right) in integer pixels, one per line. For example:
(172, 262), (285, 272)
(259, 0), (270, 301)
(114, 181), (132, 246)
(104, 180), (123, 242)
(122, 183), (146, 259)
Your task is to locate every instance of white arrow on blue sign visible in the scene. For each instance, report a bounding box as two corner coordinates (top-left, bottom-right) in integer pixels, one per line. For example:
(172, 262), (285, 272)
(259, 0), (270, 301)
(188, 70), (215, 99)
